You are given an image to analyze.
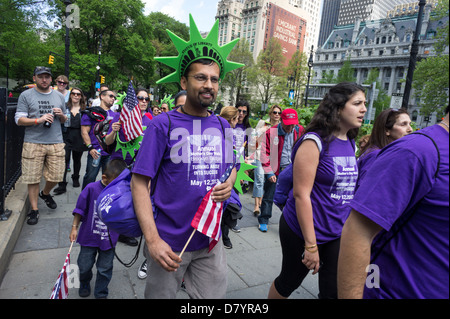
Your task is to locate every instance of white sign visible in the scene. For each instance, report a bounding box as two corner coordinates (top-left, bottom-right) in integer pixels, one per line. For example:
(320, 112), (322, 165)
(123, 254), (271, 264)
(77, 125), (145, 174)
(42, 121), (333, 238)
(390, 93), (403, 109)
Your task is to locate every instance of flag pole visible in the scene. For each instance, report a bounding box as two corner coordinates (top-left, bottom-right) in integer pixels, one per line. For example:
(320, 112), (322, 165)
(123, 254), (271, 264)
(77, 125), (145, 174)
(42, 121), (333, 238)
(179, 229), (196, 258)
(68, 241), (75, 254)
(179, 141), (248, 258)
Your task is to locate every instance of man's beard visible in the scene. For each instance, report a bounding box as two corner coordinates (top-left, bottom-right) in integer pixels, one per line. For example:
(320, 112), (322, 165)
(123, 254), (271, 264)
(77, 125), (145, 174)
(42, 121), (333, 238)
(36, 82), (50, 91)
(199, 89), (215, 108)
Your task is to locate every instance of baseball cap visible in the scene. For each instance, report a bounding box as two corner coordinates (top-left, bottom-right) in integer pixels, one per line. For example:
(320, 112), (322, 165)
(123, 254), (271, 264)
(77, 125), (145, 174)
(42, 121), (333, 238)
(281, 109), (299, 126)
(34, 66), (52, 76)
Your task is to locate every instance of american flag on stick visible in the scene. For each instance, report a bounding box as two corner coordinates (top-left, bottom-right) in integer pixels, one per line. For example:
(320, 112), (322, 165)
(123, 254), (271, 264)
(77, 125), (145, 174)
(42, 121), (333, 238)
(121, 81), (143, 142)
(180, 142), (246, 257)
(50, 242), (73, 299)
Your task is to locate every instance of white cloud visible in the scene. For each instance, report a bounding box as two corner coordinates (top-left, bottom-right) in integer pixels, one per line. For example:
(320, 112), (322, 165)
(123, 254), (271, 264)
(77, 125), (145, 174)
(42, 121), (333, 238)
(160, 0), (186, 22)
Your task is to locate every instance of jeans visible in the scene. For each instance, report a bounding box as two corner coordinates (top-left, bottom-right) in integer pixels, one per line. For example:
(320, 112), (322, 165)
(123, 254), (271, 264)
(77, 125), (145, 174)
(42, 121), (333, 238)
(252, 160), (265, 198)
(258, 174), (277, 225)
(82, 153), (110, 189)
(77, 246), (115, 298)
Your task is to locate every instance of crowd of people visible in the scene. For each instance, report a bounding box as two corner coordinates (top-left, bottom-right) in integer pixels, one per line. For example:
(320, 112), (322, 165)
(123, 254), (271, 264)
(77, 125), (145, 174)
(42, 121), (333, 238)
(15, 58), (448, 299)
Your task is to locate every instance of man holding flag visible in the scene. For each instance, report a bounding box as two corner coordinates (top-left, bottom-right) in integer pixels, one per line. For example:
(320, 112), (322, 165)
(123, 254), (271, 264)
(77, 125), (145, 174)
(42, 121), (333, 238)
(131, 14), (243, 299)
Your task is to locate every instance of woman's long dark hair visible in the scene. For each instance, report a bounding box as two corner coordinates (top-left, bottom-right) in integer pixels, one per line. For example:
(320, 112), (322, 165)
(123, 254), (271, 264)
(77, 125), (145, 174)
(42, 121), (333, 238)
(67, 87), (86, 111)
(305, 82), (365, 145)
(236, 100), (251, 129)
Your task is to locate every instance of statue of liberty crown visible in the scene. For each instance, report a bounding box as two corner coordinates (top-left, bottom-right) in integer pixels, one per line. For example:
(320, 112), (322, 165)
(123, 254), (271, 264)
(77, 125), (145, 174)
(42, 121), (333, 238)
(156, 14), (244, 84)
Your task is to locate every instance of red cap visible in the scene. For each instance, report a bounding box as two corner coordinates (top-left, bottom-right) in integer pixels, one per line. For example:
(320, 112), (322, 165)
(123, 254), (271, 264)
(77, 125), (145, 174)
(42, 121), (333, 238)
(281, 109), (299, 125)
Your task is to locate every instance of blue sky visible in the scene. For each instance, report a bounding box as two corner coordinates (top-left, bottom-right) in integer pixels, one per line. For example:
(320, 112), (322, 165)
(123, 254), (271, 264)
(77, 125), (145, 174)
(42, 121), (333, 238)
(143, 0), (220, 32)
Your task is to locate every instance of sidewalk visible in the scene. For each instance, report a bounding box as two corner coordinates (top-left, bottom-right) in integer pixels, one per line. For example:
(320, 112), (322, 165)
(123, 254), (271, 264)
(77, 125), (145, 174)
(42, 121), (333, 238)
(0, 154), (319, 299)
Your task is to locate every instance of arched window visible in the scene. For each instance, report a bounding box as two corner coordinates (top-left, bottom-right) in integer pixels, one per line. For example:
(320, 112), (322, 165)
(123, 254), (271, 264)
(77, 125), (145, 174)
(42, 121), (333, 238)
(412, 110), (418, 122)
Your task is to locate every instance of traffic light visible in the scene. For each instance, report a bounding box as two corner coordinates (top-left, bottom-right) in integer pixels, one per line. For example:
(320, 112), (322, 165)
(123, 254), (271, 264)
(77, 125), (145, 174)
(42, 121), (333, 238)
(48, 55), (55, 65)
(100, 75), (105, 84)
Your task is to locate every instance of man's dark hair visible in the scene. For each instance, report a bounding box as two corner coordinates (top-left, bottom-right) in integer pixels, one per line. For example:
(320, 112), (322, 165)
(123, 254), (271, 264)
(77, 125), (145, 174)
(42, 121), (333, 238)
(174, 90), (187, 106)
(104, 159), (127, 180)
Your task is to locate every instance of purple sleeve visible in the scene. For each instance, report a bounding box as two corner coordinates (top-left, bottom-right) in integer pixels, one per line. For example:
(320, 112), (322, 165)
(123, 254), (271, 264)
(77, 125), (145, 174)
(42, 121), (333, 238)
(350, 137), (437, 231)
(81, 113), (92, 126)
(73, 187), (90, 222)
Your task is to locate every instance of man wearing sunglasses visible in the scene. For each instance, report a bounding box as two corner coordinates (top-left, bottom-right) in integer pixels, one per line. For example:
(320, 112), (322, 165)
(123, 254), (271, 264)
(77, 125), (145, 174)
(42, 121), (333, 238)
(81, 89), (116, 189)
(15, 66), (68, 225)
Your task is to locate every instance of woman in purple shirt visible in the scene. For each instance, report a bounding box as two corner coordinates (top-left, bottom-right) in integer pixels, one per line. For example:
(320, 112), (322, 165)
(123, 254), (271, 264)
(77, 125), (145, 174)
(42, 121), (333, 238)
(268, 82), (367, 299)
(339, 106), (449, 299)
(357, 108), (412, 190)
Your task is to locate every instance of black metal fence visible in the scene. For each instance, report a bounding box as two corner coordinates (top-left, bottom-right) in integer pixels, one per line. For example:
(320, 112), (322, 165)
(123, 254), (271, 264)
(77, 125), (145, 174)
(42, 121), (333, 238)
(0, 87), (25, 220)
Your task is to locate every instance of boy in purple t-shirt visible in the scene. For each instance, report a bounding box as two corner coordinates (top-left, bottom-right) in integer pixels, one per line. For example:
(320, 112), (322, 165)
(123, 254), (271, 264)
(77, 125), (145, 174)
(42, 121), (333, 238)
(338, 109), (449, 299)
(70, 159), (127, 299)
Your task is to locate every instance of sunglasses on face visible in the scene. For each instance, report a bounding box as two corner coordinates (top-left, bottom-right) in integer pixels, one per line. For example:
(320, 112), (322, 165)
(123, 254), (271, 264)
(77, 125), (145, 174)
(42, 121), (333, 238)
(71, 92), (82, 97)
(238, 110), (247, 114)
(58, 81), (68, 85)
(272, 111), (282, 115)
(137, 96), (150, 102)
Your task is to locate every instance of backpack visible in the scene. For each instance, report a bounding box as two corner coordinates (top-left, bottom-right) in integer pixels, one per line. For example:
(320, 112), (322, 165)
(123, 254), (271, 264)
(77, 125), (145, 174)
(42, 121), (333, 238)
(82, 107), (116, 154)
(273, 133), (324, 210)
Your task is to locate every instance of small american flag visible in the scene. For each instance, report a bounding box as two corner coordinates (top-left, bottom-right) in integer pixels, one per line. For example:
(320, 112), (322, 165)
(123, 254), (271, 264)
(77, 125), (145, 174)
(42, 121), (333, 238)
(121, 81), (143, 142)
(50, 251), (71, 299)
(190, 143), (245, 252)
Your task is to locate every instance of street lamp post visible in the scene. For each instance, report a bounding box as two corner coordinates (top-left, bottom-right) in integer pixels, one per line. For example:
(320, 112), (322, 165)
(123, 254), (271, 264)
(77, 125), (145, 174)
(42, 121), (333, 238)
(64, 0), (72, 79)
(304, 45), (314, 107)
(402, 0), (426, 110)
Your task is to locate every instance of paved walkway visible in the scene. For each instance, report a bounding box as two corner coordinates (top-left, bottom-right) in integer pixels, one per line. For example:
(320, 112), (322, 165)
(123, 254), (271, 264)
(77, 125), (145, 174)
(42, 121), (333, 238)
(0, 154), (319, 299)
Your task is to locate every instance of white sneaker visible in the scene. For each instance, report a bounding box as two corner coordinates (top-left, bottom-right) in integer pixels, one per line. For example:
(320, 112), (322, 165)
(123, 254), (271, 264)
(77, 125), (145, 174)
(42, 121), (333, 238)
(138, 259), (148, 279)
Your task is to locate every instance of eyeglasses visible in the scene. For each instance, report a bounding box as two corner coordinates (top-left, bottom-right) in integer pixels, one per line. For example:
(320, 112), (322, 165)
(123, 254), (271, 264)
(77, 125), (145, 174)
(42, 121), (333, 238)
(71, 92), (82, 97)
(188, 74), (220, 84)
(137, 96), (150, 102)
(272, 111), (282, 115)
(108, 95), (116, 100)
(238, 110), (247, 114)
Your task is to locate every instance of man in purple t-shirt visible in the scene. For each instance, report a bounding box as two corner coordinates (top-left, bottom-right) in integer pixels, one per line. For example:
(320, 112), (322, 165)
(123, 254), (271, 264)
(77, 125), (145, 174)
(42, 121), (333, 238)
(131, 59), (237, 299)
(81, 89), (116, 189)
(338, 109), (449, 299)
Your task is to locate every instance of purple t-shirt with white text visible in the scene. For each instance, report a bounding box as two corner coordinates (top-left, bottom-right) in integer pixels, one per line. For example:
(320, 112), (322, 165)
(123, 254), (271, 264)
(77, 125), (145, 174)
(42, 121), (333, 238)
(283, 133), (358, 244)
(132, 110), (234, 252)
(351, 125), (449, 299)
(73, 181), (119, 251)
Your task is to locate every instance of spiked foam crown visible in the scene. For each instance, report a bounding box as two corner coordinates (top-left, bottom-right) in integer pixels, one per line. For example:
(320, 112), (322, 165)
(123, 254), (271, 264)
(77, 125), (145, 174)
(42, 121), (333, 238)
(156, 14), (244, 84)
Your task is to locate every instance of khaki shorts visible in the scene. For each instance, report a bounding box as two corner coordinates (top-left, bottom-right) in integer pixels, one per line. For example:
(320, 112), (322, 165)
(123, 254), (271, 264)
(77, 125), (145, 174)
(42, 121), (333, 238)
(144, 240), (228, 299)
(21, 142), (66, 184)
